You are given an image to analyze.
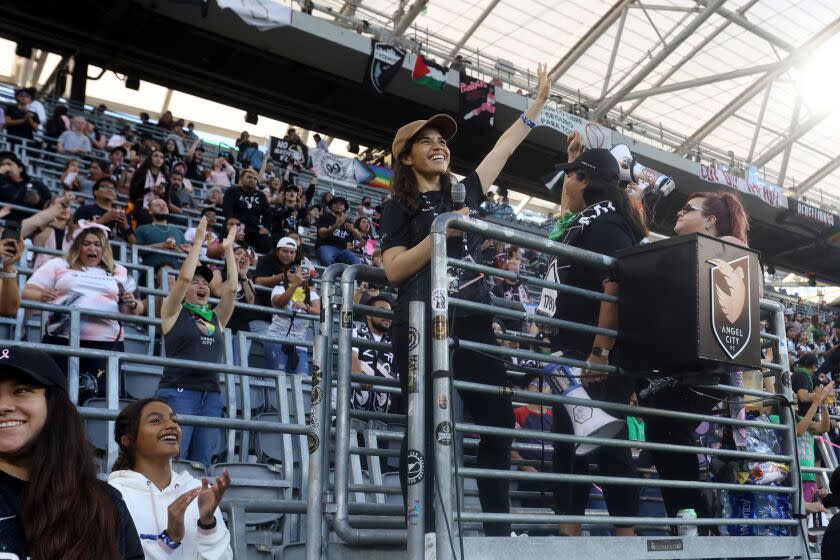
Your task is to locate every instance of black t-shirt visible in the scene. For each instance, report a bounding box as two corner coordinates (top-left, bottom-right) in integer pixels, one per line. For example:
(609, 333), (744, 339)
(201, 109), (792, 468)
(0, 469), (143, 559)
(380, 172), (486, 324)
(5, 105), (35, 140)
(161, 308), (224, 391)
(271, 205), (302, 238)
(792, 368), (815, 417)
(222, 186), (271, 234)
(185, 158), (206, 181)
(823, 513), (840, 559)
(0, 177), (51, 224)
(254, 253), (292, 308)
(538, 203), (638, 358)
(72, 203), (132, 241)
(316, 212), (353, 249)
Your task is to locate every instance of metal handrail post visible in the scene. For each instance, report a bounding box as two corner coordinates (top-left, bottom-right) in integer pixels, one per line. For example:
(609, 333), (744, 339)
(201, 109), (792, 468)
(406, 300), (426, 560)
(772, 303), (805, 551)
(429, 217), (455, 560)
(306, 263), (345, 560)
(331, 264), (405, 544)
(106, 354), (121, 471)
(68, 309), (81, 404)
(224, 330), (237, 462)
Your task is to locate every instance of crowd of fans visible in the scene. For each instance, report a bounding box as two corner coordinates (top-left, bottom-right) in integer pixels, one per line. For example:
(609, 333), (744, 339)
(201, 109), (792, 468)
(4, 82), (840, 558)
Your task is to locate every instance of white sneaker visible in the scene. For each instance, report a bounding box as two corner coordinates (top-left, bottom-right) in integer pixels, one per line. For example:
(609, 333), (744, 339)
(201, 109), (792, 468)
(424, 532), (436, 560)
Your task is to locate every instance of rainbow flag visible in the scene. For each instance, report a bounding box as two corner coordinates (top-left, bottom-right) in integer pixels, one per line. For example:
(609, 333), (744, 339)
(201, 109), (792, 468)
(354, 160), (393, 189)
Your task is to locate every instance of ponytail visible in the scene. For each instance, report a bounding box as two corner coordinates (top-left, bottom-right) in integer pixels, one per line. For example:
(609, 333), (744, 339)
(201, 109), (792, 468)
(690, 191), (749, 245)
(111, 451), (132, 472)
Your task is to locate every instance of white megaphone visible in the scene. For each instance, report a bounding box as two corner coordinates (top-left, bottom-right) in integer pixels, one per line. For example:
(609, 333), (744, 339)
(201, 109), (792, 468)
(543, 362), (625, 455)
(609, 144), (676, 197)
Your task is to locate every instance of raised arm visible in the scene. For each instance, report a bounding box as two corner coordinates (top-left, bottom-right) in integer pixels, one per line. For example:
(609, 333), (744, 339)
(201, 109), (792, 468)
(161, 216), (207, 334)
(474, 63), (554, 192)
(21, 193), (71, 238)
(213, 227), (239, 330)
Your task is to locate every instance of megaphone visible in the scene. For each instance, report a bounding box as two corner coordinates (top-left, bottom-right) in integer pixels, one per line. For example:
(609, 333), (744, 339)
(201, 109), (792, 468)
(543, 363), (625, 455)
(610, 144), (675, 197)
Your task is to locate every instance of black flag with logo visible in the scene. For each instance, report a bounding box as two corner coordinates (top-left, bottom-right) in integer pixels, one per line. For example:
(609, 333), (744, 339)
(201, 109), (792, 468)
(459, 72), (495, 131)
(364, 40), (406, 94)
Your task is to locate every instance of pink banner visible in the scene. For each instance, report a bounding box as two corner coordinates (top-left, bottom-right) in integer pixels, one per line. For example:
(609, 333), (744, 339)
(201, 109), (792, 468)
(698, 164), (787, 209)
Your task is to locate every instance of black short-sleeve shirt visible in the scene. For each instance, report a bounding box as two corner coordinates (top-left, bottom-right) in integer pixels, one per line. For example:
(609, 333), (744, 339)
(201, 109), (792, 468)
(380, 172), (485, 324)
(540, 206), (638, 358)
(792, 368), (815, 417)
(316, 212), (353, 249)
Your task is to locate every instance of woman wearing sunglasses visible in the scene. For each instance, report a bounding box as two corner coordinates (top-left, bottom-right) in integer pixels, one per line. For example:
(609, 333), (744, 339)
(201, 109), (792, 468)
(643, 191), (751, 529)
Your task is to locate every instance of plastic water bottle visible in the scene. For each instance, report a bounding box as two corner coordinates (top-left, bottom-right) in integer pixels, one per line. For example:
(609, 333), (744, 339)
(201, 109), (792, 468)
(677, 508), (698, 536)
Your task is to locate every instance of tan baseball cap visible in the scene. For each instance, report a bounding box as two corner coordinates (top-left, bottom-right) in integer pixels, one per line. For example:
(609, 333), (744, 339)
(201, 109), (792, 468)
(391, 114), (458, 158)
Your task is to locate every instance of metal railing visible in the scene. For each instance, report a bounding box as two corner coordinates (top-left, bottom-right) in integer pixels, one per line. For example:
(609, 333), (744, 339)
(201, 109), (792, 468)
(418, 213), (805, 560)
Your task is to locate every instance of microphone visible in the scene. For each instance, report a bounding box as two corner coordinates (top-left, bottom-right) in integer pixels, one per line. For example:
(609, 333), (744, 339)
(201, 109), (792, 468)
(451, 182), (466, 210)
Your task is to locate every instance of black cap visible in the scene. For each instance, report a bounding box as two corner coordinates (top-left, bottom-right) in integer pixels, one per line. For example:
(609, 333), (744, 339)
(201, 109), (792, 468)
(0, 345), (67, 392)
(193, 265), (214, 283)
(111, 145), (128, 157)
(554, 148), (620, 185)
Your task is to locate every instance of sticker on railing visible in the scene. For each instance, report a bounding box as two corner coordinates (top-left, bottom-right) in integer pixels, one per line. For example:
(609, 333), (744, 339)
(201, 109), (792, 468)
(407, 355), (418, 393)
(407, 499), (421, 525)
(647, 539), (683, 552)
(408, 327), (418, 351)
(311, 364), (322, 386)
(309, 417), (320, 429)
(311, 386), (323, 405)
(431, 289), (447, 311)
(340, 311), (353, 329)
(438, 394), (448, 410)
(308, 432), (320, 454)
(433, 315), (448, 340)
(407, 449), (425, 485)
(435, 422), (452, 446)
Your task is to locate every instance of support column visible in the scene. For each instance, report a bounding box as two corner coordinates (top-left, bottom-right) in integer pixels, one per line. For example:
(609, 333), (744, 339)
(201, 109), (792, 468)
(70, 54), (89, 105)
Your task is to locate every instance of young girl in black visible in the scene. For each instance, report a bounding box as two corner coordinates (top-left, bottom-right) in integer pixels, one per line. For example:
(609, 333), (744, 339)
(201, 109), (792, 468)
(380, 64), (556, 537)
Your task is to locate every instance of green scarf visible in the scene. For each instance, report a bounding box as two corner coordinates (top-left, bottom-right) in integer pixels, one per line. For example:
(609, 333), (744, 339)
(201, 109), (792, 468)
(548, 212), (579, 242)
(182, 302), (214, 322)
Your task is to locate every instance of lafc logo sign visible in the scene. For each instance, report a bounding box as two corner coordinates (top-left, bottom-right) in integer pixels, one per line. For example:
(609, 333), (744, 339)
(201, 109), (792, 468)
(708, 256), (751, 359)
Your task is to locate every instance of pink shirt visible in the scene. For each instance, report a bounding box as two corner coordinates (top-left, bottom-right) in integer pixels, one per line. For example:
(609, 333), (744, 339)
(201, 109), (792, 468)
(28, 258), (134, 341)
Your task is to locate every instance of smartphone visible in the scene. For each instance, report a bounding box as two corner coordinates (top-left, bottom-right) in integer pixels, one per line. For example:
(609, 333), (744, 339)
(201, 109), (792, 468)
(0, 221), (21, 241)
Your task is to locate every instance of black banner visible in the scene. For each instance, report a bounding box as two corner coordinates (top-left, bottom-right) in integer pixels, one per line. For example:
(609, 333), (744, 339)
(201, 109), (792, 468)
(789, 198), (838, 227)
(364, 40), (406, 94)
(459, 72), (495, 131)
(268, 136), (308, 168)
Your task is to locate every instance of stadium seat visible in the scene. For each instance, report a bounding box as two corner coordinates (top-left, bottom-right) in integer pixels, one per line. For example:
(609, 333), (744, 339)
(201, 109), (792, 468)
(122, 365), (162, 399)
(212, 462), (290, 526)
(84, 398), (134, 452)
(172, 459), (208, 480)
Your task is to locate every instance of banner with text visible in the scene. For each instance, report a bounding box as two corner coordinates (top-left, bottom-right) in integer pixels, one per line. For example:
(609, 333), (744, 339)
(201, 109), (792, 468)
(310, 149), (355, 183)
(698, 164), (787, 209)
(789, 198), (838, 227)
(537, 102), (612, 149)
(459, 72), (495, 131)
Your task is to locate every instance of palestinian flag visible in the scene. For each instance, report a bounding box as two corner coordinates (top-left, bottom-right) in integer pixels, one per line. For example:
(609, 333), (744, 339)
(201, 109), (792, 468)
(412, 54), (448, 90)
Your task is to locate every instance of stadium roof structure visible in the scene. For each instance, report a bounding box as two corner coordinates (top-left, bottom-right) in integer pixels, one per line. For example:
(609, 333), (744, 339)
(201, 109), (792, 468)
(323, 0), (840, 212)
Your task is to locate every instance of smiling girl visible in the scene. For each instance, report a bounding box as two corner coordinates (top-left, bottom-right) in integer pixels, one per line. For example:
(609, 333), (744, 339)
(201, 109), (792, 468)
(109, 398), (232, 558)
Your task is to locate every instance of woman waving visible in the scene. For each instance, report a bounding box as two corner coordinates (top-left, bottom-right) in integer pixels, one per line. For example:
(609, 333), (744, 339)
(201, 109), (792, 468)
(156, 217), (238, 466)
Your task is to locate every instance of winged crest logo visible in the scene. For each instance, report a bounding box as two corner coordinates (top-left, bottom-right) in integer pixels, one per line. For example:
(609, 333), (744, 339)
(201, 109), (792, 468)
(708, 256), (751, 359)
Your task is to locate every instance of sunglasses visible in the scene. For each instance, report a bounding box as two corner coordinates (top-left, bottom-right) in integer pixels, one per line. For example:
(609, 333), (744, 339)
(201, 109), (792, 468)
(678, 203), (702, 215)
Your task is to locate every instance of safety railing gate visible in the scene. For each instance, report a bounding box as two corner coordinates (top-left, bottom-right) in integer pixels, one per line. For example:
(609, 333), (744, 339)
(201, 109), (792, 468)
(306, 264), (408, 560)
(419, 214), (807, 560)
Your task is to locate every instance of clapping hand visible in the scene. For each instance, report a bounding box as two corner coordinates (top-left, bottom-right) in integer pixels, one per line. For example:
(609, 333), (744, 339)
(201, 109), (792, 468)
(166, 487), (200, 542)
(197, 468), (231, 526)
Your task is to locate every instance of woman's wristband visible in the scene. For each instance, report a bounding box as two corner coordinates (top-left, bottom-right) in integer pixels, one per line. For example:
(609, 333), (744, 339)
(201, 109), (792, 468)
(0, 271), (17, 279)
(520, 113), (538, 129)
(159, 530), (181, 549)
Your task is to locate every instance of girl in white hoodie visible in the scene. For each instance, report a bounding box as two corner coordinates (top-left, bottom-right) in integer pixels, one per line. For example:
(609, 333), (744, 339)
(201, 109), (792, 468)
(109, 398), (234, 559)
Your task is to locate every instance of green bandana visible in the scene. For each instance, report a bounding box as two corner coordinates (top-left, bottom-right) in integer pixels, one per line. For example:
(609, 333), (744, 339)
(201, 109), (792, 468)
(182, 302), (214, 322)
(548, 212), (579, 242)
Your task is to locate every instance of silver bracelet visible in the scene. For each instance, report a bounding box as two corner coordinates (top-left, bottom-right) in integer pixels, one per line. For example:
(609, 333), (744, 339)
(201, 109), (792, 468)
(0, 271), (17, 279)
